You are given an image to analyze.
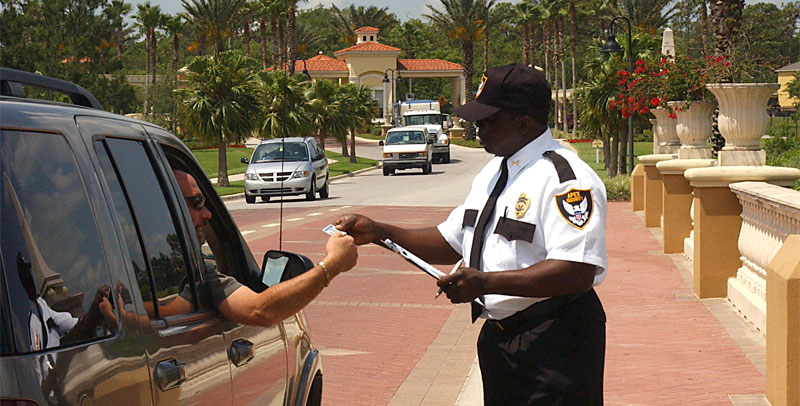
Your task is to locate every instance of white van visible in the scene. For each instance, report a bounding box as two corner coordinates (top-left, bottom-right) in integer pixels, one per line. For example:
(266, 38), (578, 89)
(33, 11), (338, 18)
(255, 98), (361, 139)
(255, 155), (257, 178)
(379, 126), (434, 176)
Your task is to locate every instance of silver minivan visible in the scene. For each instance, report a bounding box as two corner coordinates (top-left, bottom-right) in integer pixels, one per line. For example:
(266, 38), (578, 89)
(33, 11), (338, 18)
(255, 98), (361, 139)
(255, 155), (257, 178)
(241, 137), (329, 203)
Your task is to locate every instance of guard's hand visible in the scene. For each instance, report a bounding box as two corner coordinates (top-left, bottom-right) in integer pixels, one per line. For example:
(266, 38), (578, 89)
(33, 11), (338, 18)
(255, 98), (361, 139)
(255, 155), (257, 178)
(436, 267), (486, 303)
(323, 233), (358, 277)
(334, 214), (381, 245)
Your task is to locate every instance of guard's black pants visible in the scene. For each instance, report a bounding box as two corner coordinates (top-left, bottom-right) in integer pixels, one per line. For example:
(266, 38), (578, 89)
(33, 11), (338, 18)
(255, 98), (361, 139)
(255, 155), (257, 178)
(477, 290), (606, 405)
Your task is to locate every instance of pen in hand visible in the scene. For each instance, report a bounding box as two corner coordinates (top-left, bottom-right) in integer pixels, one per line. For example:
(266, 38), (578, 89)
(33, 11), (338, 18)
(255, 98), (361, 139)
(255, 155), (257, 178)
(435, 258), (464, 298)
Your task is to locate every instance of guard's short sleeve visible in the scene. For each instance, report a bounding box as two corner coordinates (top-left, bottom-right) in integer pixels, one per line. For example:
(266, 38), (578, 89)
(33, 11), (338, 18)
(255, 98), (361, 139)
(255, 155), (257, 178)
(538, 176), (607, 274)
(437, 205), (467, 255)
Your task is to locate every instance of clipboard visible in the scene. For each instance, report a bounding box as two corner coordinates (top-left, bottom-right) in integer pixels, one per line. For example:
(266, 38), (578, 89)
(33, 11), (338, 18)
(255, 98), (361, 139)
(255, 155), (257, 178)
(380, 239), (445, 279)
(378, 239), (486, 309)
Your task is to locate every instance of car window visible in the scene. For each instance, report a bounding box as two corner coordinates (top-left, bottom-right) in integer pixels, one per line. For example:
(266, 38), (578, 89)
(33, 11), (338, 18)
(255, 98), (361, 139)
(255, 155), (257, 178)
(252, 142), (308, 162)
(386, 131), (426, 145)
(1, 130), (117, 357)
(96, 138), (195, 319)
(309, 139), (324, 161)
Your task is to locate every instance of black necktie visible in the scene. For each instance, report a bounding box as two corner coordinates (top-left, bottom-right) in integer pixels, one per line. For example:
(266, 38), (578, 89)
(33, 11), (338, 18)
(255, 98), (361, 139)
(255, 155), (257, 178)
(469, 157), (509, 322)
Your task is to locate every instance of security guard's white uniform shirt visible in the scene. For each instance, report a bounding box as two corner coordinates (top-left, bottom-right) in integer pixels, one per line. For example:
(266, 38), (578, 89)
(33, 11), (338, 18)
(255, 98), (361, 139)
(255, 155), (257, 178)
(437, 128), (607, 320)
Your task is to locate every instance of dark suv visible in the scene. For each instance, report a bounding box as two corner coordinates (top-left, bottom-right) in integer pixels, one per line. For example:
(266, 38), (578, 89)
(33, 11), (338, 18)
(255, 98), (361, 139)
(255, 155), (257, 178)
(0, 68), (323, 406)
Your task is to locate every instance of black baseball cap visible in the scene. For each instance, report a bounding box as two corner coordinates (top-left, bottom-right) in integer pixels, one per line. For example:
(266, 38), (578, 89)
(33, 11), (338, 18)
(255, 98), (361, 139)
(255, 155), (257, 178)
(454, 64), (551, 122)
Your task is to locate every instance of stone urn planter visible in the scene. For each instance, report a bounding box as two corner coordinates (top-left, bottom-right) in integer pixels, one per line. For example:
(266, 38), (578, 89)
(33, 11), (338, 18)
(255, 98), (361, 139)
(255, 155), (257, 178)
(650, 107), (680, 154)
(706, 83), (780, 166)
(667, 100), (716, 159)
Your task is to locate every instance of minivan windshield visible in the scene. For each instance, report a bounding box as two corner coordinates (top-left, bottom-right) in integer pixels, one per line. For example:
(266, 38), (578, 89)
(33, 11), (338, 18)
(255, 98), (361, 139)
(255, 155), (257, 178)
(252, 142), (308, 162)
(385, 131), (426, 145)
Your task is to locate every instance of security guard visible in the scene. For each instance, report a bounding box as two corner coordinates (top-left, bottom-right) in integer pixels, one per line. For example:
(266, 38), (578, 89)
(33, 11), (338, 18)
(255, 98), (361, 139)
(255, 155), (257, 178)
(335, 64), (607, 405)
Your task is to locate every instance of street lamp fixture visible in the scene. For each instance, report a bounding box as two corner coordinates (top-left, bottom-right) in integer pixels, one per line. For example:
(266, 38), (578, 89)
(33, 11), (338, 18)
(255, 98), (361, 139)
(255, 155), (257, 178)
(383, 68), (400, 124)
(601, 16), (634, 175)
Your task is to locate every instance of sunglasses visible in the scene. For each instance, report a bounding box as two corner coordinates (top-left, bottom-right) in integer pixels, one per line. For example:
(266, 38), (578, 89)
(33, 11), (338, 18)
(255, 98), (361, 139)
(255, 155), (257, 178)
(183, 194), (206, 210)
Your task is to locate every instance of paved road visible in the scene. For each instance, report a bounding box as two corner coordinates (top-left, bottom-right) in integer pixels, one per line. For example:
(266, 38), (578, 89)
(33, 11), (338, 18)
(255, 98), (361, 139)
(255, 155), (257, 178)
(225, 142), (493, 209)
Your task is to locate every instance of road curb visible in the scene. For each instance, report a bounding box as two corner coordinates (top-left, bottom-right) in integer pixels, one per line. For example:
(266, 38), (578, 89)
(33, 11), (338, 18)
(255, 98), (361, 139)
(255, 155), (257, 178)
(218, 163), (381, 202)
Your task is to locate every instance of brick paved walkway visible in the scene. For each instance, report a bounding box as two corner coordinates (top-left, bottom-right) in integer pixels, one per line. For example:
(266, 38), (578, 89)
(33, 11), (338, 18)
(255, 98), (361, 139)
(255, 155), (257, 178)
(232, 201), (767, 405)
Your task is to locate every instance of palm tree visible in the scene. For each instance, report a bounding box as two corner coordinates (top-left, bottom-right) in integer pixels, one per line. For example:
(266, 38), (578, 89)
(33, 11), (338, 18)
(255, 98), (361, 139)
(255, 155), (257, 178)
(332, 4), (399, 45)
(515, 1), (545, 67)
(103, 0), (132, 61)
(711, 0), (745, 59)
(257, 0), (286, 69)
(177, 51), (262, 187)
(238, 1), (260, 57)
(134, 2), (162, 115)
(341, 84), (379, 163)
(257, 70), (312, 139)
(305, 79), (348, 151)
(425, 0), (496, 140)
(181, 0), (247, 54)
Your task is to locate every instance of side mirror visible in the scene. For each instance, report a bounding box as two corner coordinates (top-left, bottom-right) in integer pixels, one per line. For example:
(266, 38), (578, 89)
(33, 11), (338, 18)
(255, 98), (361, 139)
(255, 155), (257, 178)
(260, 250), (314, 287)
(240, 157), (249, 164)
(378, 140), (384, 146)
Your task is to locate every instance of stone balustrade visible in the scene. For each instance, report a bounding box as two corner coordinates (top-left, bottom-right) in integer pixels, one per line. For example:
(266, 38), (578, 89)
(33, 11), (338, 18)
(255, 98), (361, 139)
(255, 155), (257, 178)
(728, 182), (800, 334)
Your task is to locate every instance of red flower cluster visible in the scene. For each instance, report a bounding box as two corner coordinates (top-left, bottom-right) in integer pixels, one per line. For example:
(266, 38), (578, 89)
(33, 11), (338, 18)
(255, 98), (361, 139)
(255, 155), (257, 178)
(608, 59), (666, 118)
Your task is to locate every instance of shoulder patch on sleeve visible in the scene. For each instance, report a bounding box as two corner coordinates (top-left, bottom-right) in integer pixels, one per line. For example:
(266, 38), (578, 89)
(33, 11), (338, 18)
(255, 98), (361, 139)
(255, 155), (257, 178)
(542, 150), (576, 183)
(555, 189), (593, 229)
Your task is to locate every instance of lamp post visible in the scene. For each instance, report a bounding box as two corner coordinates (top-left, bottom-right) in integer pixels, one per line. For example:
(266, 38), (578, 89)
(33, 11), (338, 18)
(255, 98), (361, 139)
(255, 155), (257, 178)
(383, 68), (400, 125)
(601, 16), (634, 175)
(296, 58), (312, 81)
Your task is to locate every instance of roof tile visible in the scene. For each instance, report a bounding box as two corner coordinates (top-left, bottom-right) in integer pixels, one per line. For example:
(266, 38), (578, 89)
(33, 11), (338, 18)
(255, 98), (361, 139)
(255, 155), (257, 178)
(334, 42), (401, 55)
(397, 59), (463, 71)
(354, 26), (380, 33)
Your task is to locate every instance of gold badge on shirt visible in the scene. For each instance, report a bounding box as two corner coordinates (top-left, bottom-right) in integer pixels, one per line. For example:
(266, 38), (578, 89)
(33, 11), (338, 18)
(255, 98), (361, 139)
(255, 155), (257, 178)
(515, 193), (530, 219)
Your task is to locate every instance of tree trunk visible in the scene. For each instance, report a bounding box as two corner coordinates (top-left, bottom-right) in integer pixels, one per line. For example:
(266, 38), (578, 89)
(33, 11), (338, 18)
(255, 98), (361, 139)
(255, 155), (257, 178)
(278, 20), (286, 68)
(350, 129), (357, 163)
(217, 135), (230, 187)
(483, 27), (489, 73)
(270, 19), (279, 68)
(340, 135), (348, 157)
(172, 33), (180, 133)
(150, 29), (157, 85)
(243, 21), (251, 58)
(618, 125), (628, 175)
(521, 24), (530, 65)
(602, 131), (612, 173)
(699, 1), (709, 56)
(144, 31), (150, 115)
(463, 40), (476, 139)
(288, 3), (297, 73)
(543, 24), (551, 83)
(569, 1), (578, 138)
(318, 131), (326, 152)
(560, 20), (568, 134)
(117, 26), (124, 60)
(552, 27), (559, 131)
(260, 18), (268, 69)
(609, 130), (619, 177)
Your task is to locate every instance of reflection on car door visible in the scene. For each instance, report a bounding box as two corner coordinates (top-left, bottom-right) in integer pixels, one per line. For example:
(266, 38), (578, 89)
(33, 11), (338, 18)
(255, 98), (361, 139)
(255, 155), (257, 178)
(83, 117), (234, 406)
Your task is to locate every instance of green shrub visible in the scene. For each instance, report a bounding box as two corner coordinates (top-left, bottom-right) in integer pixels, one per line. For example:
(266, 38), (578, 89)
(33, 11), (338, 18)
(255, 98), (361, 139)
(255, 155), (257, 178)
(635, 129), (653, 142)
(603, 174), (631, 201)
(762, 134), (800, 190)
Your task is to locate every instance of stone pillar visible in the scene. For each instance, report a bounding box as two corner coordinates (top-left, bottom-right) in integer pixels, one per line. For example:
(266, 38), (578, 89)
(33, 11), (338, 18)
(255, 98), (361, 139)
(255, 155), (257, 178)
(766, 235), (800, 406)
(656, 159), (716, 253)
(380, 124), (393, 138)
(649, 119), (661, 154)
(639, 154), (676, 228)
(684, 166), (800, 298)
(631, 164), (645, 212)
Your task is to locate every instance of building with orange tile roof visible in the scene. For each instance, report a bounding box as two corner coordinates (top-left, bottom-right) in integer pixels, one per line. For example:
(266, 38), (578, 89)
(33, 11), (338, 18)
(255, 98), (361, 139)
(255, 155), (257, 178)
(295, 27), (465, 120)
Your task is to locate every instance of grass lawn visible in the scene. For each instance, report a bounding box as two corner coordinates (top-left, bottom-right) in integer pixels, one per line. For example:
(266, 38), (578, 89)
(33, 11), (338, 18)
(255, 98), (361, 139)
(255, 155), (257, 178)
(192, 147), (254, 178)
(570, 141), (653, 179)
(326, 150), (379, 177)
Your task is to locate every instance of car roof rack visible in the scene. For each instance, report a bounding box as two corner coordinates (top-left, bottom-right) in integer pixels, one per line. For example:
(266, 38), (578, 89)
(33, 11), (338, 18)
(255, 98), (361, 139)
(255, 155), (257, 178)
(0, 67), (103, 110)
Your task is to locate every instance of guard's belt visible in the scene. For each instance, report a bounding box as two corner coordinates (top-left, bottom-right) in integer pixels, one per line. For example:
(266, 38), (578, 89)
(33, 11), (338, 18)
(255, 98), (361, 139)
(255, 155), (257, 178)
(486, 289), (592, 332)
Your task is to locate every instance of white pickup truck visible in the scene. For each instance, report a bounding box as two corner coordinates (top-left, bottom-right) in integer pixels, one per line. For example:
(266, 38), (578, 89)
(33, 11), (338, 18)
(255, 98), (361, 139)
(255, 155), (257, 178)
(379, 126), (434, 176)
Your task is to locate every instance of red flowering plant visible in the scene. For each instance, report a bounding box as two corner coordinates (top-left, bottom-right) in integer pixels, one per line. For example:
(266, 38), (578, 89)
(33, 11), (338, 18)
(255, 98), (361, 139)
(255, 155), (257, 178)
(609, 55), (715, 119)
(608, 57), (670, 119)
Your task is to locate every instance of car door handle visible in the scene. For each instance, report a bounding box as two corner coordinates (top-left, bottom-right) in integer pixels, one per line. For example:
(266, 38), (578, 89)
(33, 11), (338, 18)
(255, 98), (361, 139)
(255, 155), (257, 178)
(228, 338), (255, 367)
(154, 358), (187, 391)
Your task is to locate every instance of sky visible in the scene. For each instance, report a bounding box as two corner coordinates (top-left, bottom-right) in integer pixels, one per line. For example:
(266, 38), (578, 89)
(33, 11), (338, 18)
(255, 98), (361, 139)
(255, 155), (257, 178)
(130, 0), (791, 22)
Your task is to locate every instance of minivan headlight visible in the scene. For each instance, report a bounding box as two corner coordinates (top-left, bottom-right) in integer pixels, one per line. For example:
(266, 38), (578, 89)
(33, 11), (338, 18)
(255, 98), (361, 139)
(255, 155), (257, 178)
(245, 172), (259, 180)
(290, 170), (310, 179)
